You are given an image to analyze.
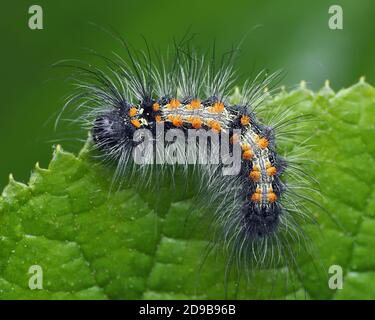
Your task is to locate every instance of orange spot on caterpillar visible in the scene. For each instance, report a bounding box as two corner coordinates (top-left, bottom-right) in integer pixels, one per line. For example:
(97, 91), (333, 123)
(249, 168), (260, 181)
(251, 191), (262, 203)
(190, 99), (201, 109)
(172, 116), (183, 127)
(152, 103), (160, 111)
(240, 115), (250, 126)
(128, 107), (138, 117)
(190, 117), (202, 129)
(242, 150), (253, 160)
(213, 102), (225, 112)
(169, 98), (181, 109)
(131, 119), (141, 128)
(241, 143), (251, 151)
(258, 137), (269, 149)
(208, 102), (225, 113)
(267, 191), (278, 203)
(167, 115), (175, 121)
(209, 120), (221, 132)
(266, 166), (277, 176)
(155, 115), (162, 122)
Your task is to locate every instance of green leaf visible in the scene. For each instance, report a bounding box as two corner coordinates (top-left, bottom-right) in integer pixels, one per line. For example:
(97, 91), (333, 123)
(0, 80), (374, 300)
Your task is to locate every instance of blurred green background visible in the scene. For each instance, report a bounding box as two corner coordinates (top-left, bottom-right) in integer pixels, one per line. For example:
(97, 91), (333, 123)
(1, 0), (374, 189)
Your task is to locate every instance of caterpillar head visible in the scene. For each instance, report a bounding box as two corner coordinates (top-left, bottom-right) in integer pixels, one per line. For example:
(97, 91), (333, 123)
(242, 202), (281, 238)
(92, 107), (138, 152)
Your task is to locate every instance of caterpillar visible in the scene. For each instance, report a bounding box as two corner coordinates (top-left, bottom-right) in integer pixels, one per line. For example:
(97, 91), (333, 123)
(60, 39), (316, 275)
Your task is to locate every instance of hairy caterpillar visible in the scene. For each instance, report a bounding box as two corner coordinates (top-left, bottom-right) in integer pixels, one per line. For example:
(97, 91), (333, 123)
(60, 38), (316, 276)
